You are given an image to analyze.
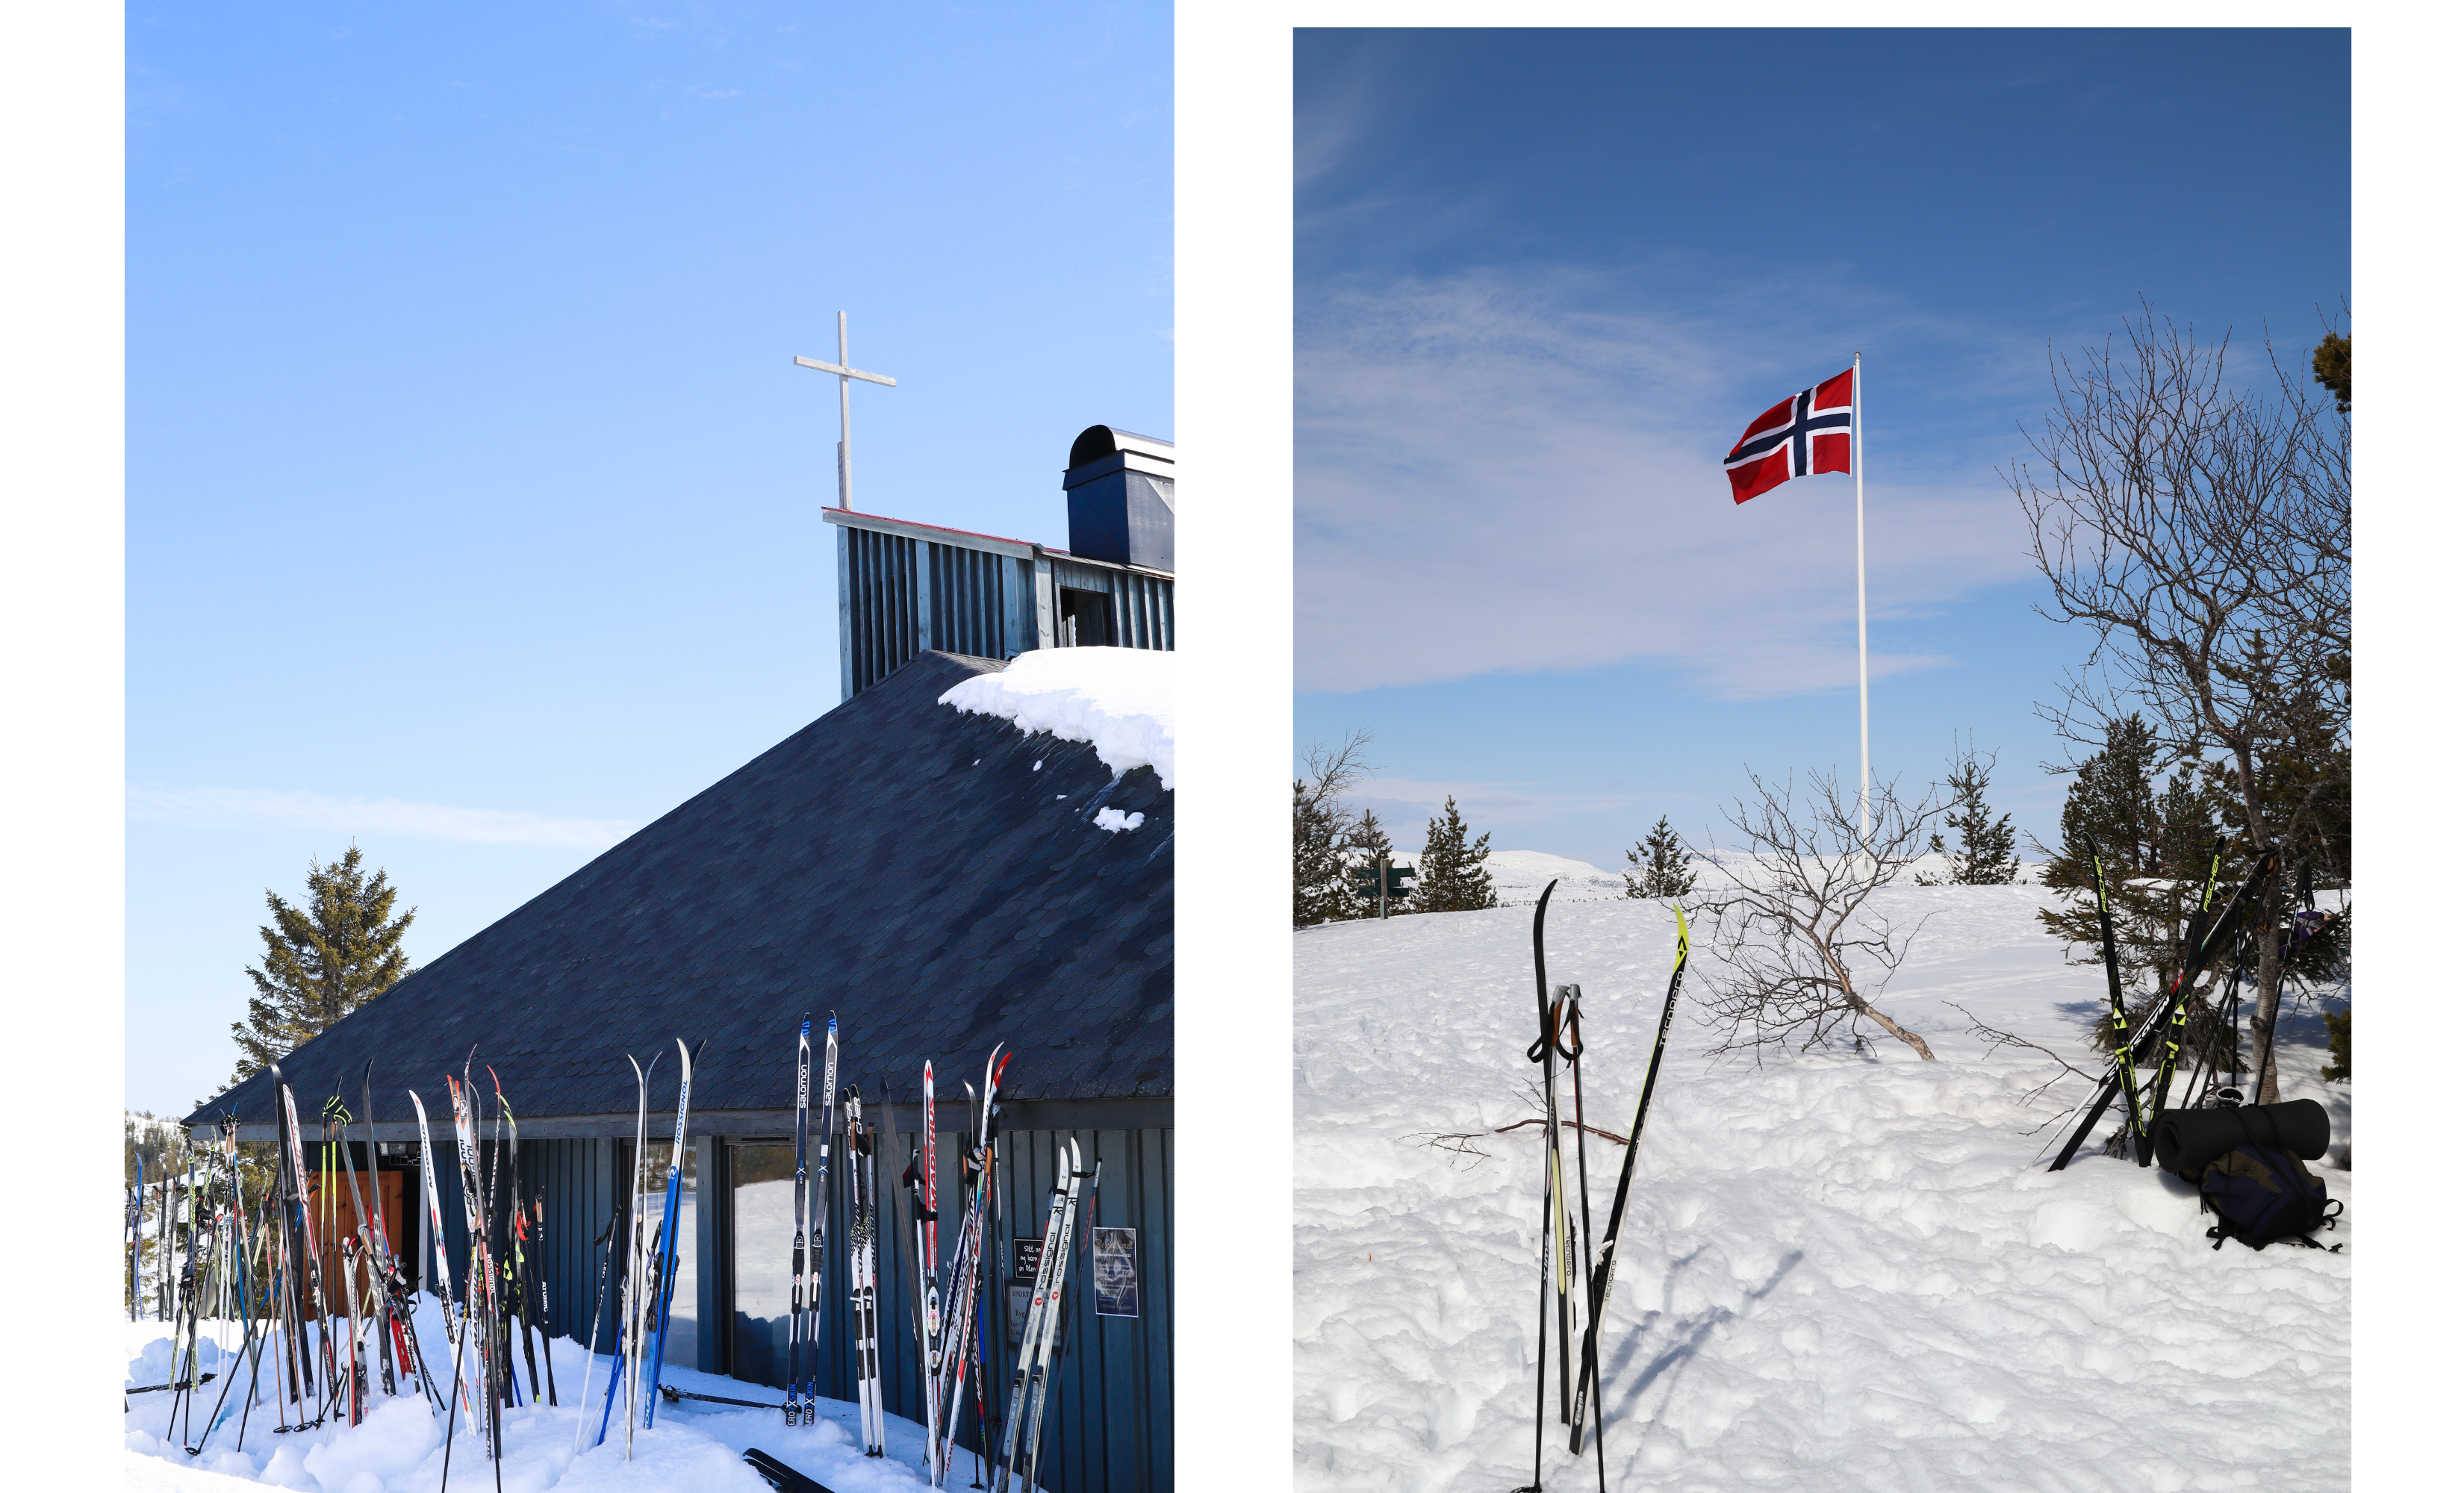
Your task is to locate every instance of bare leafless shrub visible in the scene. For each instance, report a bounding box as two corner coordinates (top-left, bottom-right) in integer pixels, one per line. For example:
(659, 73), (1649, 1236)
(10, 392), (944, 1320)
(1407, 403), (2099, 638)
(1693, 768), (1944, 1062)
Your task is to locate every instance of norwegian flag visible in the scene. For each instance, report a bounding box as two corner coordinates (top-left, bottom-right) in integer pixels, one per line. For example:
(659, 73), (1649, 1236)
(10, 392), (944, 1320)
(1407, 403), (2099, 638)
(1724, 367), (1854, 504)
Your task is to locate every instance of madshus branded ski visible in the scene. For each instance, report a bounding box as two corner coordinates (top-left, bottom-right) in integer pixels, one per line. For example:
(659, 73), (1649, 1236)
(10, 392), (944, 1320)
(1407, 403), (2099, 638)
(1567, 903), (1691, 1462)
(2050, 844), (2283, 1171)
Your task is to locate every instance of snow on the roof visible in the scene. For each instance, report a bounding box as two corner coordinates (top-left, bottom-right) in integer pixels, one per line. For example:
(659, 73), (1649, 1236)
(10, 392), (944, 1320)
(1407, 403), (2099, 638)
(939, 646), (1175, 791)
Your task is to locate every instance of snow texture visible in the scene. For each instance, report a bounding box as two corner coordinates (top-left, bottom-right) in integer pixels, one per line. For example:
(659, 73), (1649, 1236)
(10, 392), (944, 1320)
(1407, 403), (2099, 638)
(1093, 808), (1145, 834)
(939, 646), (1174, 791)
(120, 1291), (1042, 1492)
(1375, 850), (2046, 908)
(1295, 878), (2351, 1491)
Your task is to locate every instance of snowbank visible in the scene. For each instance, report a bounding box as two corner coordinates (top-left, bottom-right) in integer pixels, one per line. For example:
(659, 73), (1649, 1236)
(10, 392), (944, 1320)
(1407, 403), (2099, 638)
(119, 1293), (1020, 1492)
(1295, 883), (2350, 1490)
(939, 647), (1173, 791)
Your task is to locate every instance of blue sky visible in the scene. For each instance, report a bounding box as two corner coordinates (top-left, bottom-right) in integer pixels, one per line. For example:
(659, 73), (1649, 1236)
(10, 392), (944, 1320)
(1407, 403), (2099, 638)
(125, 2), (1169, 1113)
(1293, 27), (2349, 876)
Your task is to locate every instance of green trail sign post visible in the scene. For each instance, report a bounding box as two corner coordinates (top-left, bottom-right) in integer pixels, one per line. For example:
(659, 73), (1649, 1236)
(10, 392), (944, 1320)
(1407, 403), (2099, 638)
(1354, 857), (1416, 920)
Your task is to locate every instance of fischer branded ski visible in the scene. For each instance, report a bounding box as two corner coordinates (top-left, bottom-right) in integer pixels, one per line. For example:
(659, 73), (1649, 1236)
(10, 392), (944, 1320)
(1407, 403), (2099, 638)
(788, 1020), (812, 1428)
(2144, 838), (2227, 1142)
(1569, 904), (1691, 1463)
(2087, 844), (2148, 1157)
(2050, 844), (2283, 1171)
(844, 1086), (886, 1457)
(806, 1017), (837, 1427)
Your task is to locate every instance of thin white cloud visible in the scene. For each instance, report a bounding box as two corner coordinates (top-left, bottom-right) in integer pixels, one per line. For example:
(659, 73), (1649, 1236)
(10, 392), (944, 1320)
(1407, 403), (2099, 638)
(1296, 264), (2044, 699)
(127, 784), (638, 849)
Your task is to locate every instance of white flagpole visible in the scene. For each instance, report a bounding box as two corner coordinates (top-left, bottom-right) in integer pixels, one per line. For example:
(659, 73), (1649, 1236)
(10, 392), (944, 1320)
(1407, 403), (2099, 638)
(1853, 351), (1870, 852)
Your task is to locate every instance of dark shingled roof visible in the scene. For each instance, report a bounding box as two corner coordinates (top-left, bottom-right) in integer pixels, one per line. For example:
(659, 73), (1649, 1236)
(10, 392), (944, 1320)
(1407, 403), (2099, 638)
(186, 651), (1172, 1132)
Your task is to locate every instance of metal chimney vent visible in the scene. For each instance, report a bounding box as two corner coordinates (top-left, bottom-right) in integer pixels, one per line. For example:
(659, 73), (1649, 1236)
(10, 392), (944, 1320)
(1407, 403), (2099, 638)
(1063, 425), (1175, 572)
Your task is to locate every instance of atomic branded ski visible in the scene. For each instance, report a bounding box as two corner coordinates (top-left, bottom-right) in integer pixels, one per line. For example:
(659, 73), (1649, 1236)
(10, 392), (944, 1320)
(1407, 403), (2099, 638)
(1569, 904), (1692, 1462)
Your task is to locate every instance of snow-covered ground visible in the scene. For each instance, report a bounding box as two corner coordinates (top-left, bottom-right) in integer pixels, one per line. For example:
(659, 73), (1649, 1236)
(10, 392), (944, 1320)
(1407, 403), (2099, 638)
(122, 1292), (1031, 1492)
(940, 646), (1174, 790)
(1372, 849), (2046, 909)
(1295, 878), (2351, 1492)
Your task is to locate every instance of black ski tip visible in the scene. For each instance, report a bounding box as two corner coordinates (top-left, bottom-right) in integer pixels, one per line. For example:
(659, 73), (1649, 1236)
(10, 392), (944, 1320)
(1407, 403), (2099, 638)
(742, 1447), (836, 1493)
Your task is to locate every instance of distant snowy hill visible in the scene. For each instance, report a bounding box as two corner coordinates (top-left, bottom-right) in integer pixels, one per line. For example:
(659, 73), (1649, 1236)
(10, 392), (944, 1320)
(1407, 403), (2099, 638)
(1378, 847), (2047, 907)
(1294, 882), (2348, 1490)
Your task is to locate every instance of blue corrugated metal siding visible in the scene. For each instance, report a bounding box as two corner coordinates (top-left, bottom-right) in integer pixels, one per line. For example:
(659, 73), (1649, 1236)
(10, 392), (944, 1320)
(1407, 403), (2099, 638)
(847, 526), (920, 696)
(987, 1125), (1172, 1493)
(698, 1119), (1169, 1491)
(927, 541), (1010, 658)
(1051, 558), (1173, 652)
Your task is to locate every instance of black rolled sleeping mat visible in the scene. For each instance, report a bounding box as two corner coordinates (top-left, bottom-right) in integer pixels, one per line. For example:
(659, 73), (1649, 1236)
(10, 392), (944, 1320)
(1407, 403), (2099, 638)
(2151, 1099), (2332, 1180)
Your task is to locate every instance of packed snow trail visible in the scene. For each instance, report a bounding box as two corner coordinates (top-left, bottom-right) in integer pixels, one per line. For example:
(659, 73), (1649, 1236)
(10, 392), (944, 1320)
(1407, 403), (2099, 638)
(1295, 886), (2350, 1492)
(122, 1292), (1045, 1492)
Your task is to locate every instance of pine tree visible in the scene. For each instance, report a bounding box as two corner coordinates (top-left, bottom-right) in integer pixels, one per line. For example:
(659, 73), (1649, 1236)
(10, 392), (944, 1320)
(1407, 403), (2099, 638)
(1920, 740), (2018, 885)
(1410, 796), (1496, 914)
(227, 845), (415, 1087)
(1622, 814), (1696, 900)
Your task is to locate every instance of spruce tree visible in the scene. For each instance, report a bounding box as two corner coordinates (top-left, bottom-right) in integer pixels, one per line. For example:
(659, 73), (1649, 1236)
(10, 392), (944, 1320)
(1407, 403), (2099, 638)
(1922, 742), (2018, 885)
(2040, 713), (2162, 890)
(1623, 814), (1696, 900)
(227, 845), (415, 1086)
(1410, 796), (1496, 914)
(1344, 807), (1401, 920)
